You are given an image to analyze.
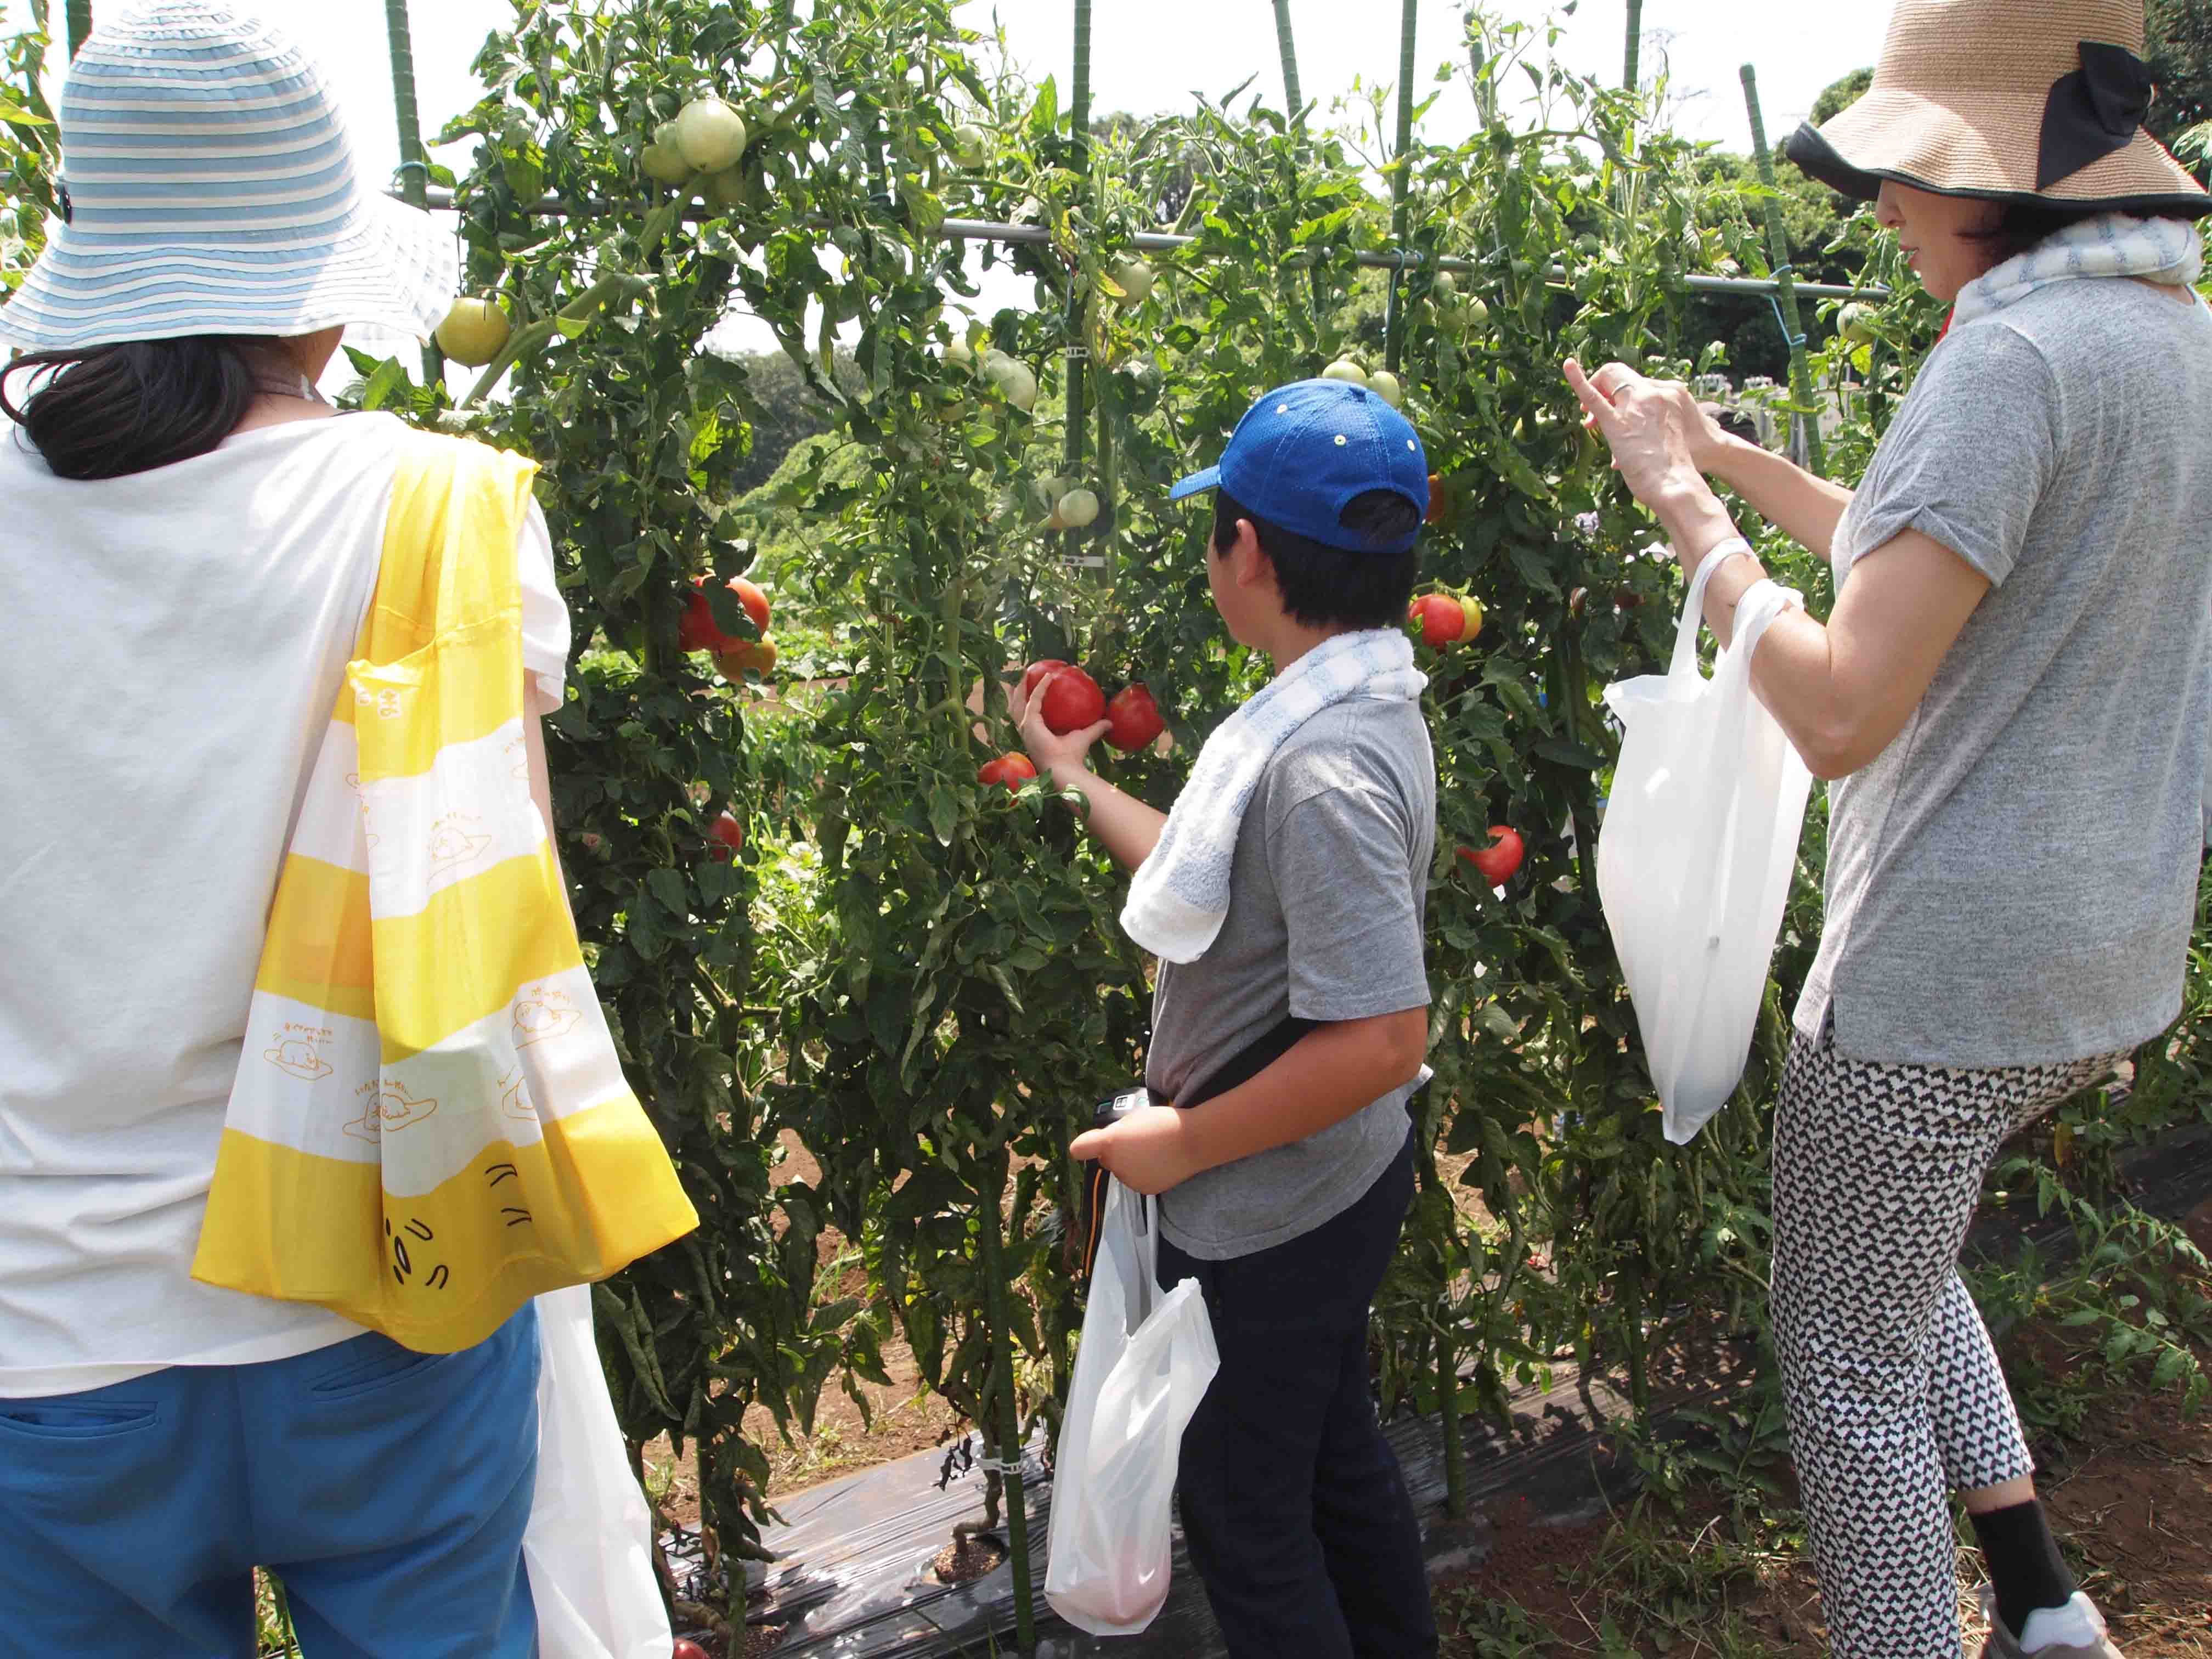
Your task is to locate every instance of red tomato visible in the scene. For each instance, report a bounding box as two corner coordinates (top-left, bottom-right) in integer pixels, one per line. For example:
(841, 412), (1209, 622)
(1457, 826), (1525, 885)
(1407, 593), (1468, 648)
(978, 753), (1037, 792)
(1104, 683), (1164, 752)
(1035, 665), (1105, 734)
(1019, 658), (1069, 700)
(671, 1641), (712, 1659)
(1424, 472), (1448, 526)
(708, 812), (744, 859)
(680, 574), (772, 653)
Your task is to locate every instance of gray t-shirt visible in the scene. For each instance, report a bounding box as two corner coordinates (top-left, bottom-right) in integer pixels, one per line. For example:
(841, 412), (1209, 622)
(1148, 697), (1435, 1260)
(1797, 278), (2212, 1066)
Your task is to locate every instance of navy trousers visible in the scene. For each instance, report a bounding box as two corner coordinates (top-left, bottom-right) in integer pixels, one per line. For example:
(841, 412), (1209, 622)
(1158, 1132), (1438, 1658)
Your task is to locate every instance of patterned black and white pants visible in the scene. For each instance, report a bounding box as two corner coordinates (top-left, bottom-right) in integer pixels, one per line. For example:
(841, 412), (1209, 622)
(1770, 1014), (2126, 1659)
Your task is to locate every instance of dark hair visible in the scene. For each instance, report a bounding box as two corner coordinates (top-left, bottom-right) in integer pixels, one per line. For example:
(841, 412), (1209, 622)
(1, 335), (277, 480)
(1966, 200), (2204, 268)
(1211, 488), (1421, 631)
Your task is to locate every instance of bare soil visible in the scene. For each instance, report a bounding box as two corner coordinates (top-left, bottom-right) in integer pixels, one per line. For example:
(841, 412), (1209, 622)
(640, 1127), (965, 1536)
(1437, 1196), (2212, 1657)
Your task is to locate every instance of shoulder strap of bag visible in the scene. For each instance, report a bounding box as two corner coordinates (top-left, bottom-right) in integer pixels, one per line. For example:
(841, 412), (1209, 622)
(1080, 1016), (1316, 1284)
(1175, 1015), (1316, 1111)
(360, 431), (539, 667)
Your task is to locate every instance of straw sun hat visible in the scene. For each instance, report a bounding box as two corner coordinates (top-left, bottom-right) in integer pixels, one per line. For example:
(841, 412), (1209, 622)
(1785, 0), (2211, 216)
(0, 1), (457, 353)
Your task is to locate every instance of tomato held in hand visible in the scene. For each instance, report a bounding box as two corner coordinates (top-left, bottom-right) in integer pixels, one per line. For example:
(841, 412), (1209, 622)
(1104, 684), (1164, 752)
(1019, 658), (1069, 701)
(978, 753), (1037, 792)
(1457, 826), (1525, 885)
(1033, 665), (1105, 733)
(1408, 592), (1470, 649)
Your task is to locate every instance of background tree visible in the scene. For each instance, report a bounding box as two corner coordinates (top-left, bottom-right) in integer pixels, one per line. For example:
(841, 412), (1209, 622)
(1809, 66), (1873, 125)
(2148, 0), (2212, 179)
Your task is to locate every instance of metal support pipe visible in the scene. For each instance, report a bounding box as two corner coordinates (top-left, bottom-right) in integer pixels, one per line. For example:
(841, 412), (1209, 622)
(1383, 0), (1419, 374)
(1741, 65), (1826, 477)
(385, 0), (445, 385)
(1271, 0), (1304, 119)
(1060, 0), (1092, 582)
(405, 191), (1889, 300)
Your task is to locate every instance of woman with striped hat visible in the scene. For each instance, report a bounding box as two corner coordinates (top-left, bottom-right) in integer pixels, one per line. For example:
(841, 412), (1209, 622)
(1567, 2), (2210, 1656)
(0, 5), (556, 1652)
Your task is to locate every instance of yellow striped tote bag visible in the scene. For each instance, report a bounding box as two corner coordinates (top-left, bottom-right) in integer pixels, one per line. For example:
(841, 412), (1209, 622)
(194, 431), (697, 1352)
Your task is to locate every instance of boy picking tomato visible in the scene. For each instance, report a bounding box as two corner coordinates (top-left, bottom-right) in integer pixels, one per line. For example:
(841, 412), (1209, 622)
(1020, 379), (1441, 1658)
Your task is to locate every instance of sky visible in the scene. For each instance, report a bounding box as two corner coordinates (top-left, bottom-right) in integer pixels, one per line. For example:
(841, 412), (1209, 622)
(2, 1), (1891, 368)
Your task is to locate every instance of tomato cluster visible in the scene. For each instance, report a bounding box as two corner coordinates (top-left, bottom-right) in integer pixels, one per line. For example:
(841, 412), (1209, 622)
(977, 665), (1166, 791)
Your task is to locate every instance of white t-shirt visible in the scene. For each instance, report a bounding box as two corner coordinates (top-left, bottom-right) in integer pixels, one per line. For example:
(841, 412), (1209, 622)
(0, 413), (571, 1397)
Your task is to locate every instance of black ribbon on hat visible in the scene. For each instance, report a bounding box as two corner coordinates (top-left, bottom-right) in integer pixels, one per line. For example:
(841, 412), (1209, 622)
(2038, 40), (2155, 189)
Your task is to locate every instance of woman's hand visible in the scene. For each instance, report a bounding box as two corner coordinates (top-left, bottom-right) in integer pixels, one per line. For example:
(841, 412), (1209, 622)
(1070, 1103), (1202, 1196)
(1015, 668), (1111, 781)
(1566, 358), (1744, 563)
(1564, 358), (1732, 504)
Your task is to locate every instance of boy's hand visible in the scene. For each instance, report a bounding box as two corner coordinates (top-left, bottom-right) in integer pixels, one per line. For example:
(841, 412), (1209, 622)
(1017, 668), (1112, 782)
(1070, 1103), (1202, 1195)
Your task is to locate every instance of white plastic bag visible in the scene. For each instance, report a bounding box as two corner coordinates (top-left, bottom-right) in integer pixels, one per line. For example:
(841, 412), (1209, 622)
(1044, 1178), (1220, 1636)
(524, 1286), (676, 1659)
(1597, 553), (1813, 1145)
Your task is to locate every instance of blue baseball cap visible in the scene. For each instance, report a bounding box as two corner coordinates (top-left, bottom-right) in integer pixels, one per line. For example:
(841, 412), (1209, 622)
(1170, 379), (1430, 555)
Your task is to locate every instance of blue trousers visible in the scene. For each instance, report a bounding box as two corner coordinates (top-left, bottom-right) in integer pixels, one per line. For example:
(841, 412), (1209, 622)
(0, 1306), (540, 1659)
(1158, 1132), (1439, 1659)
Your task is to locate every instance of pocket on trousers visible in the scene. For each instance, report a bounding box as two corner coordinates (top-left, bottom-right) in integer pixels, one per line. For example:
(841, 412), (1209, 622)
(306, 1335), (452, 1402)
(0, 1399), (160, 1440)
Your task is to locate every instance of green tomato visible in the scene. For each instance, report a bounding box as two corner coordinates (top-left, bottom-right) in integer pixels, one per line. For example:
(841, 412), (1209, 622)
(1322, 358), (1367, 386)
(1109, 258), (1154, 304)
(641, 140), (691, 184)
(702, 165), (751, 211)
(950, 123), (989, 166)
(673, 97), (749, 173)
(1838, 302), (1878, 346)
(435, 297), (511, 368)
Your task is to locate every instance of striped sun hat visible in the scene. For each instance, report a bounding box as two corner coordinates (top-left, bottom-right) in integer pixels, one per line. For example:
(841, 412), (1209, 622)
(0, 1), (457, 353)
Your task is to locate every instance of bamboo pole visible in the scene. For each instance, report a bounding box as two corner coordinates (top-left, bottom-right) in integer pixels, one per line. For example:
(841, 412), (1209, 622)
(1383, 0), (1418, 375)
(65, 0), (91, 58)
(385, 0), (446, 385)
(1740, 65), (1825, 477)
(1266, 0), (1330, 331)
(1622, 0), (1643, 91)
(1060, 0), (1092, 561)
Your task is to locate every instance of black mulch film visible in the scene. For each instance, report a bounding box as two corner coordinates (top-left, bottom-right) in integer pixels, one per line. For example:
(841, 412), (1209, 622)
(667, 1119), (2212, 1656)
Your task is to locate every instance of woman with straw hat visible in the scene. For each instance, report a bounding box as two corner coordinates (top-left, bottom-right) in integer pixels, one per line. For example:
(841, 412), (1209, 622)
(0, 5), (561, 1652)
(1565, 2), (2210, 1656)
